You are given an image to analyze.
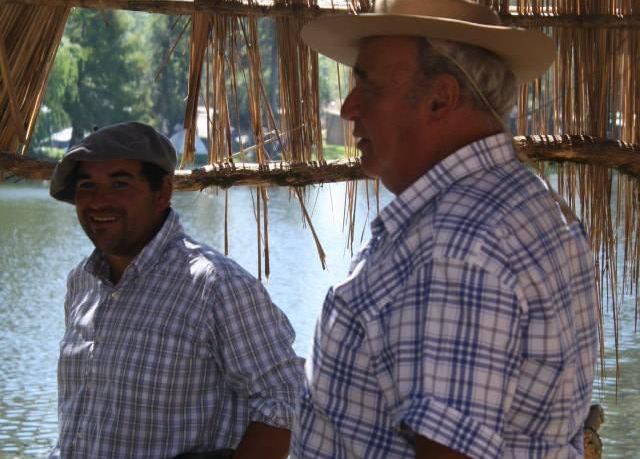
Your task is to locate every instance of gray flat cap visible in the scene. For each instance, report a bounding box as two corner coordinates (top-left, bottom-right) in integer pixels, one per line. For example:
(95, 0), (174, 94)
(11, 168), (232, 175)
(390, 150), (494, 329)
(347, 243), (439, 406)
(50, 121), (177, 203)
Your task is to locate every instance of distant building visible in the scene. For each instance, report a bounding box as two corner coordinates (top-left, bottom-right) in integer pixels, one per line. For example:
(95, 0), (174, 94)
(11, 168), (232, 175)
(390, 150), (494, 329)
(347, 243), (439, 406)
(169, 129), (208, 157)
(50, 127), (72, 149)
(323, 102), (346, 146)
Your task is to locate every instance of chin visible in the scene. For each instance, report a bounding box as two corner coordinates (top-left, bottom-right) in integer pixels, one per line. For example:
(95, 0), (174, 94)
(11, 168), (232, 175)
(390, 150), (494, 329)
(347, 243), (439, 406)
(359, 160), (381, 180)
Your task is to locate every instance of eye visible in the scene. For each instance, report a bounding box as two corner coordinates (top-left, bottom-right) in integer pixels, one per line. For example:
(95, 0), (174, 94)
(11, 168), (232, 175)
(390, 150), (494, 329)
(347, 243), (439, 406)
(112, 180), (130, 189)
(76, 180), (95, 191)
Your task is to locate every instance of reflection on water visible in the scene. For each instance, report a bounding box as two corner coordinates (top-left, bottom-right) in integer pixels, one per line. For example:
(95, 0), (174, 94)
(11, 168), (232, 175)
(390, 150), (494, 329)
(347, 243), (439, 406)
(0, 181), (638, 458)
(596, 304), (640, 458)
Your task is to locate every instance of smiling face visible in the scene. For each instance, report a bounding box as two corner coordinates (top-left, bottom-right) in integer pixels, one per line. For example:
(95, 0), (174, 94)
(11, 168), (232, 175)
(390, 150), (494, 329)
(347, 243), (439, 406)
(341, 36), (438, 194)
(74, 159), (171, 268)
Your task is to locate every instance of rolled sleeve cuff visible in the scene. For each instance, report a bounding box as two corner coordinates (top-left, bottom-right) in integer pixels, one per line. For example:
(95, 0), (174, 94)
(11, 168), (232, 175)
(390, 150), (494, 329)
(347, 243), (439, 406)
(250, 397), (297, 430)
(392, 396), (504, 459)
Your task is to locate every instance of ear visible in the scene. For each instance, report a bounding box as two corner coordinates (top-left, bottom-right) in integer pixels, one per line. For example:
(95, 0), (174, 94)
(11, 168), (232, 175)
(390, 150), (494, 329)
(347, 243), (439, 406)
(426, 73), (461, 119)
(155, 175), (173, 212)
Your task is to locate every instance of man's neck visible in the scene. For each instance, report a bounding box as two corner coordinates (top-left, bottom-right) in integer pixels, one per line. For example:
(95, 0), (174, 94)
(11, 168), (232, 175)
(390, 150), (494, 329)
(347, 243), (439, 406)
(106, 255), (134, 285)
(105, 208), (171, 285)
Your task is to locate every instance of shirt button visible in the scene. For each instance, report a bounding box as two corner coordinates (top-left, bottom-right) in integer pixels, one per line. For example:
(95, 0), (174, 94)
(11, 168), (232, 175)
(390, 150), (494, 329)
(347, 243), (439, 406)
(496, 227), (512, 238)
(112, 291), (120, 299)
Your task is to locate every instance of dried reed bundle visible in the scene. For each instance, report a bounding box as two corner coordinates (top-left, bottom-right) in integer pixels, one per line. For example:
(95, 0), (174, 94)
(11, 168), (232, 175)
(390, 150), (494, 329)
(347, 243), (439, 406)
(509, 0), (640, 382)
(275, 14), (322, 162)
(182, 0), (336, 276)
(0, 4), (70, 153)
(183, 11), (209, 166)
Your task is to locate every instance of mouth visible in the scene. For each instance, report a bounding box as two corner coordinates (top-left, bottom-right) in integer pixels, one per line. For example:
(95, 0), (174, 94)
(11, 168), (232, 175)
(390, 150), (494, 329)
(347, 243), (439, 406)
(355, 137), (370, 152)
(86, 213), (121, 230)
(91, 215), (117, 223)
(353, 128), (369, 149)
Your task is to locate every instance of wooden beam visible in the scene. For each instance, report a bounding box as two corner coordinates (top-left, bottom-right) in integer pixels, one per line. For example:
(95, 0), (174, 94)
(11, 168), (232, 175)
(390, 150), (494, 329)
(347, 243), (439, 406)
(3, 136), (640, 190)
(0, 152), (367, 189)
(0, 0), (339, 17)
(500, 13), (640, 29)
(172, 159), (366, 189)
(2, 0), (640, 27)
(0, 151), (55, 180)
(0, 0), (198, 15)
(513, 134), (640, 178)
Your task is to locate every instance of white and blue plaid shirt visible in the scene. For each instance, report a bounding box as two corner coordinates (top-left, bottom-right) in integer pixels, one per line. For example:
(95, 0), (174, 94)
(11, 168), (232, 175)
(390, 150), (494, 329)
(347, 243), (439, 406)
(51, 210), (304, 459)
(292, 133), (599, 459)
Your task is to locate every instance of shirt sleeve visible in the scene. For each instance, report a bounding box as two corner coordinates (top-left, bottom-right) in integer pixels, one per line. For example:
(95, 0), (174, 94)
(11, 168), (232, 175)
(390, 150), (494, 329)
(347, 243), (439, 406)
(63, 269), (77, 329)
(369, 256), (522, 459)
(47, 442), (61, 459)
(210, 272), (305, 430)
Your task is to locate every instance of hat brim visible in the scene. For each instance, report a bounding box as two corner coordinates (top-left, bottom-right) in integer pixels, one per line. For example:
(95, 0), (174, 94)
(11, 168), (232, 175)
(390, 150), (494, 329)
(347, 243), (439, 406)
(49, 149), (109, 204)
(302, 14), (555, 82)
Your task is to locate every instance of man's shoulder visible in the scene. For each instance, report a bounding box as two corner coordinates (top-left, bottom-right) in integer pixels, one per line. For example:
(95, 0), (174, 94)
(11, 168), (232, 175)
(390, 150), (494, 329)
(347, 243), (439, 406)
(430, 162), (565, 258)
(166, 232), (257, 284)
(67, 256), (93, 282)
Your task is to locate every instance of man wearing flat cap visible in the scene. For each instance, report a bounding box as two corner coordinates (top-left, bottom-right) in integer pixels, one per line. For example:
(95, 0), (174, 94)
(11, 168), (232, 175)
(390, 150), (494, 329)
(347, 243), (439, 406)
(48, 121), (303, 459)
(292, 0), (599, 458)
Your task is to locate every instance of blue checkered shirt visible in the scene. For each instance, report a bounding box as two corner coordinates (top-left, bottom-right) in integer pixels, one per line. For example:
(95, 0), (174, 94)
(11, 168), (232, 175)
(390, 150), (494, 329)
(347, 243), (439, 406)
(291, 133), (599, 459)
(50, 210), (304, 459)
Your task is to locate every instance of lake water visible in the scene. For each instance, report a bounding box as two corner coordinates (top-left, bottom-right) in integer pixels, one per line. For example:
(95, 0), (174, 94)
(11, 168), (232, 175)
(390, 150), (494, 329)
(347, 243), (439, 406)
(0, 181), (638, 458)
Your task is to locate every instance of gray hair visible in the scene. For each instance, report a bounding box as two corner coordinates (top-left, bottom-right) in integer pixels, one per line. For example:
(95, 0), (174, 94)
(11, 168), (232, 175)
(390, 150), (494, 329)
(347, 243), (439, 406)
(413, 37), (517, 120)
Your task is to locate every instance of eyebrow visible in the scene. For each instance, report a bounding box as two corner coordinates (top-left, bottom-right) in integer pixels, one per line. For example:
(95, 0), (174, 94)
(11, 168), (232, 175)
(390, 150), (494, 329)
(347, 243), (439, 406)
(76, 170), (137, 181)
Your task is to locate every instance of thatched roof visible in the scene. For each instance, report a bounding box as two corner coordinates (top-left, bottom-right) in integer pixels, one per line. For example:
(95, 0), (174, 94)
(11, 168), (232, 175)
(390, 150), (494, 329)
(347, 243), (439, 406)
(1, 0), (640, 369)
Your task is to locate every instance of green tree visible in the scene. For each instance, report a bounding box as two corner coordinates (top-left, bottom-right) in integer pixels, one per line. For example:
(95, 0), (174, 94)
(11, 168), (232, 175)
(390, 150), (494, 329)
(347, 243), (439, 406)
(61, 9), (153, 145)
(318, 56), (350, 109)
(32, 37), (79, 149)
(147, 15), (190, 135)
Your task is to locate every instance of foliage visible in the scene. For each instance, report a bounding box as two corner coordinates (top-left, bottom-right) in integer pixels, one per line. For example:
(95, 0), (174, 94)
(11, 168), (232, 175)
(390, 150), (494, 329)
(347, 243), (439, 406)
(61, 10), (153, 145)
(146, 15), (190, 135)
(322, 144), (346, 161)
(32, 37), (78, 147)
(318, 56), (351, 108)
(31, 146), (66, 159)
(31, 10), (347, 158)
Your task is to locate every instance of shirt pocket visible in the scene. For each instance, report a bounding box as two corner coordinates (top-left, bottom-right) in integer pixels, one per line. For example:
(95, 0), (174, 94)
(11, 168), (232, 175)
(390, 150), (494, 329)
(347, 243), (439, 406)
(96, 325), (211, 392)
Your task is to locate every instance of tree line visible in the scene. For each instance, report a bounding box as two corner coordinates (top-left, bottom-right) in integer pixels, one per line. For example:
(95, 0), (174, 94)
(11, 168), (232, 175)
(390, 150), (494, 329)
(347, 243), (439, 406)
(33, 9), (347, 157)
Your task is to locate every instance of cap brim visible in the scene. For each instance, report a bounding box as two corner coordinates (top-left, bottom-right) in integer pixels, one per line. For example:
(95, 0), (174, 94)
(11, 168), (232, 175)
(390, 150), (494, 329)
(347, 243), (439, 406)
(302, 14), (556, 82)
(49, 149), (108, 203)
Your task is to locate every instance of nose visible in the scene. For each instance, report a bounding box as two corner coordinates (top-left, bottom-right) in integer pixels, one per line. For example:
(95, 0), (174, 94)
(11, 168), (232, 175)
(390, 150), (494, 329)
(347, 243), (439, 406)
(340, 88), (359, 121)
(76, 185), (114, 210)
(88, 192), (112, 209)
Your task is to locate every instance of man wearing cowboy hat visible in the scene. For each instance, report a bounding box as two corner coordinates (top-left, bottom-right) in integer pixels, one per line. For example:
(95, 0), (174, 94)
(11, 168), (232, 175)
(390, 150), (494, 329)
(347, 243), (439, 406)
(292, 0), (599, 458)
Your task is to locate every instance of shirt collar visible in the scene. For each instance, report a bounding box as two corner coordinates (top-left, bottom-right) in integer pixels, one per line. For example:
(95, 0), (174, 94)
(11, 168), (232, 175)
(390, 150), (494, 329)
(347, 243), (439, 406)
(85, 208), (183, 282)
(372, 132), (516, 238)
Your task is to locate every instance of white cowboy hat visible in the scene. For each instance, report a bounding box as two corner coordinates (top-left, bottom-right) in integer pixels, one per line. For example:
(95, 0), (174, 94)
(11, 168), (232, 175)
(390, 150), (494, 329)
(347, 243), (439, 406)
(301, 0), (555, 82)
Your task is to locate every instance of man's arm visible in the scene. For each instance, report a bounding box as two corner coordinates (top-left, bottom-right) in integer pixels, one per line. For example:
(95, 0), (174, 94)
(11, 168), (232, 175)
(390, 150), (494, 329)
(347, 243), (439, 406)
(415, 435), (471, 459)
(211, 271), (304, 457)
(372, 258), (521, 459)
(233, 422), (290, 459)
